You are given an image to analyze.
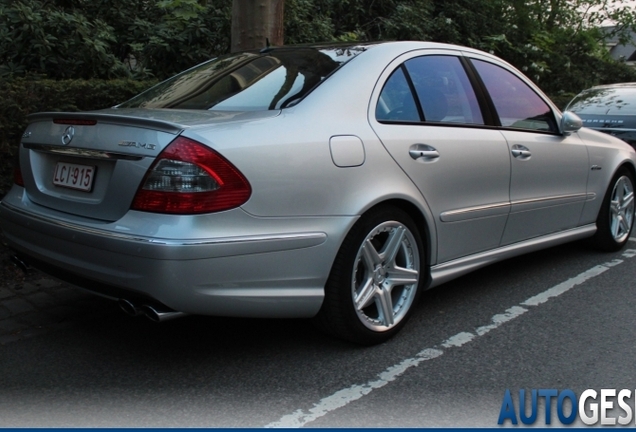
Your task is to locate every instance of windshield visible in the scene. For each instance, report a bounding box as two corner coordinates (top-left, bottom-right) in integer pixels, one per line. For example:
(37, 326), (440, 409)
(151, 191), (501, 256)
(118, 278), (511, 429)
(567, 87), (636, 115)
(118, 45), (370, 111)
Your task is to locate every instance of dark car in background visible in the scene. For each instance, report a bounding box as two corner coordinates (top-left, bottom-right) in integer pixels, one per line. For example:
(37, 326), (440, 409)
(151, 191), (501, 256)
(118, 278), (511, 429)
(566, 83), (636, 148)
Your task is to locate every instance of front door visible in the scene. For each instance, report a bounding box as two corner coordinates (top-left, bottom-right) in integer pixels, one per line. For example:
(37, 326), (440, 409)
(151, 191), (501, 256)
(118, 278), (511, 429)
(470, 58), (589, 245)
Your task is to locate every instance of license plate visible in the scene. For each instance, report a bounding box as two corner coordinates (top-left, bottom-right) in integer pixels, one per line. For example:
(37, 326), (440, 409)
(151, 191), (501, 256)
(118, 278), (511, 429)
(53, 162), (96, 192)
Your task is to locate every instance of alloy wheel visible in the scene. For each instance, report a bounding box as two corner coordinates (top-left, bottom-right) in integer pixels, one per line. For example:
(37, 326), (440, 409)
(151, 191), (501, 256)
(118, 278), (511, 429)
(351, 221), (420, 332)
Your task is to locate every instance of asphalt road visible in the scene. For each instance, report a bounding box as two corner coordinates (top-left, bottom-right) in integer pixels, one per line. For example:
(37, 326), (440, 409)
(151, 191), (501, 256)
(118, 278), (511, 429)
(0, 238), (635, 427)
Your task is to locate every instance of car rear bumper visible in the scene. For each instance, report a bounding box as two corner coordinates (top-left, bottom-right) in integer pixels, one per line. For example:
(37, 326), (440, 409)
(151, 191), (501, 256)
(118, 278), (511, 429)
(0, 188), (352, 318)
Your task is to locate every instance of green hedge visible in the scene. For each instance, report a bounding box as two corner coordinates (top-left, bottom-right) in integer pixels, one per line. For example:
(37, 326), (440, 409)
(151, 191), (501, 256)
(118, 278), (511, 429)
(550, 93), (578, 111)
(0, 78), (157, 156)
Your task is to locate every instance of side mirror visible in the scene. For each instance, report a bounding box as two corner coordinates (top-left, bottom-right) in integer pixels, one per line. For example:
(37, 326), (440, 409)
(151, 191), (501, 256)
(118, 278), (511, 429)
(561, 111), (583, 135)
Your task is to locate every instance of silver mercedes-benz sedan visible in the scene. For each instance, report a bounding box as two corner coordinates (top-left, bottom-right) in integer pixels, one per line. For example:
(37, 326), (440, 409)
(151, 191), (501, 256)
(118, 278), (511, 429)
(1, 41), (635, 345)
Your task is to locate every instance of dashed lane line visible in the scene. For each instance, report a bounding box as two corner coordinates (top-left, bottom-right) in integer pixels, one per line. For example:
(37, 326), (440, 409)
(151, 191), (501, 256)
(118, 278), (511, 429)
(266, 247), (636, 428)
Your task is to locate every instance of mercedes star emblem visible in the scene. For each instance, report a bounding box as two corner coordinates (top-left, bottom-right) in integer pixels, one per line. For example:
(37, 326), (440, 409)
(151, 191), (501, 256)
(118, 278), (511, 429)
(61, 126), (75, 145)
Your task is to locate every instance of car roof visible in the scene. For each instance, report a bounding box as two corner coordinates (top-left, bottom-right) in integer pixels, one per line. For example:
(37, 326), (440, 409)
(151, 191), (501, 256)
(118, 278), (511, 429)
(259, 40), (499, 57)
(583, 82), (636, 91)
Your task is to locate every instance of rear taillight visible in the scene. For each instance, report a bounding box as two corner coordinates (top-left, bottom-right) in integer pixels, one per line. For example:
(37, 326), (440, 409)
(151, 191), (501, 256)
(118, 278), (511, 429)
(13, 166), (24, 187)
(131, 137), (251, 214)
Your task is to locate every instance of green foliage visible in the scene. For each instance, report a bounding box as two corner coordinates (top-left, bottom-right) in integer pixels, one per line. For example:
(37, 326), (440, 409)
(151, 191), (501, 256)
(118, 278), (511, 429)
(284, 0), (434, 43)
(91, 0), (231, 79)
(0, 78), (156, 155)
(428, 0), (508, 47)
(283, 0), (636, 95)
(1, 0), (636, 107)
(2, 0), (635, 93)
(475, 0), (636, 94)
(0, 0), (231, 80)
(0, 0), (126, 79)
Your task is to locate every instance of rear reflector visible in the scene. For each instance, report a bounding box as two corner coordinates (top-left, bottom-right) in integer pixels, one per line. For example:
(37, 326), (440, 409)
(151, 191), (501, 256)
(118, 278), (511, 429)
(131, 137), (251, 214)
(13, 166), (24, 187)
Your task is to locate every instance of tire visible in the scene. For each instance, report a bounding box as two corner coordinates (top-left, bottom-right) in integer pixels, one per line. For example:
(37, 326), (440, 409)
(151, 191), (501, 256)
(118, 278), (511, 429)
(591, 168), (635, 252)
(315, 206), (425, 345)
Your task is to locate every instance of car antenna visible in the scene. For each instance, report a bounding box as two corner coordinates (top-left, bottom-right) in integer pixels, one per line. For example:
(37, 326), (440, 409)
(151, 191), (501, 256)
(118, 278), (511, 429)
(260, 38), (274, 53)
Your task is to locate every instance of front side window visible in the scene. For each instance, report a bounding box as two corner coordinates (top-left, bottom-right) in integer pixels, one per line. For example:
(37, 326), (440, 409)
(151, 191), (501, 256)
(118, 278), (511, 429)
(472, 59), (557, 132)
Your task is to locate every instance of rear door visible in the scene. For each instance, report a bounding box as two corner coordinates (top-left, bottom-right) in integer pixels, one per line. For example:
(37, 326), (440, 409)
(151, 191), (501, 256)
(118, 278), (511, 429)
(370, 50), (511, 263)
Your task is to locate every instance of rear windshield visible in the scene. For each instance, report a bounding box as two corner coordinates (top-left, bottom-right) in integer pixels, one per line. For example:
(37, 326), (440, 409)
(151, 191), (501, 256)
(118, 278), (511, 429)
(567, 87), (636, 115)
(118, 46), (369, 111)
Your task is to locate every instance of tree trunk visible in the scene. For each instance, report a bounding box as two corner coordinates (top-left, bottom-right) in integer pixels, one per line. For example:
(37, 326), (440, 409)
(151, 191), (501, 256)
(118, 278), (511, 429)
(231, 0), (285, 52)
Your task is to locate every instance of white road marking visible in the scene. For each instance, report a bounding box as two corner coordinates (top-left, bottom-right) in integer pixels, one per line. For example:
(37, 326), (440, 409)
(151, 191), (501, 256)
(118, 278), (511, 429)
(520, 265), (609, 307)
(476, 306), (528, 336)
(266, 348), (443, 428)
(441, 332), (475, 348)
(266, 254), (635, 428)
(622, 248), (636, 258)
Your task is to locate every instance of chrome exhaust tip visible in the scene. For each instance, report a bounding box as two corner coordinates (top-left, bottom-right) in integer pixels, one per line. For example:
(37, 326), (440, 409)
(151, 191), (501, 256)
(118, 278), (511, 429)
(141, 305), (187, 323)
(118, 298), (143, 317)
(10, 255), (31, 274)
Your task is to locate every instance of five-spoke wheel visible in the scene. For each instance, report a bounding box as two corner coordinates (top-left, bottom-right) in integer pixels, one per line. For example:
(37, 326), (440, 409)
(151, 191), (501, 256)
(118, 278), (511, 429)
(592, 168), (636, 251)
(352, 221), (420, 332)
(316, 206), (424, 345)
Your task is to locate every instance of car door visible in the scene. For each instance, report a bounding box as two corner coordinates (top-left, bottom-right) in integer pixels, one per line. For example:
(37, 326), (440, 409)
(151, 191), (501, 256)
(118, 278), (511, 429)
(370, 51), (511, 263)
(468, 57), (589, 245)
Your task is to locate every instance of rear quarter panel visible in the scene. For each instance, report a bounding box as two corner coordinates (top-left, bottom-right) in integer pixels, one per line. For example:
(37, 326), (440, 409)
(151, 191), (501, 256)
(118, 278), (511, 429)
(183, 47), (432, 215)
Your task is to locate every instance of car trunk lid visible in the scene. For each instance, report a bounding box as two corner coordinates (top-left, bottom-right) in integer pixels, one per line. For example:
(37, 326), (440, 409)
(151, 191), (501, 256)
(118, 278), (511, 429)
(19, 109), (278, 221)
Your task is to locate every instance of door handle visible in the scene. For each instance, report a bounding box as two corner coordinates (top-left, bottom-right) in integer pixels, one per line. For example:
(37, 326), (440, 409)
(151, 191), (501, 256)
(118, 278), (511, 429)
(511, 144), (531, 159)
(409, 144), (439, 161)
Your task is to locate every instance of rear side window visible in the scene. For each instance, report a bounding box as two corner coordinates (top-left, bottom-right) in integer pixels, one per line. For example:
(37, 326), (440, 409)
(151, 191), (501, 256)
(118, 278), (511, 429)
(472, 59), (557, 133)
(375, 67), (420, 122)
(404, 56), (484, 125)
(376, 55), (484, 125)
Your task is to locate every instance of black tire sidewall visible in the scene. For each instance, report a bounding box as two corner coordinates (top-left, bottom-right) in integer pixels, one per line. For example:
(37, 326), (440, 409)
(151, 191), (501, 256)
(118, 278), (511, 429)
(592, 168), (635, 252)
(317, 206), (425, 345)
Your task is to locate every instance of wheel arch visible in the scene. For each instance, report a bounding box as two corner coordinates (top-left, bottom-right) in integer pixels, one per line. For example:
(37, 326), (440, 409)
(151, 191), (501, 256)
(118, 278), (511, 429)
(618, 160), (636, 182)
(315, 198), (433, 344)
(353, 198), (434, 284)
(589, 160), (636, 251)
